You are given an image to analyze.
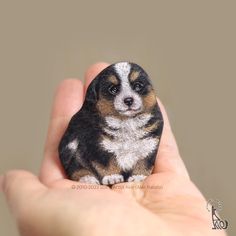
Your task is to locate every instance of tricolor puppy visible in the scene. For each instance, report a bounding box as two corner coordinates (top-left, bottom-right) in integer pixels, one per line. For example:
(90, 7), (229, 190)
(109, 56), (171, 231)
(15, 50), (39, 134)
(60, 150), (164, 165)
(59, 62), (163, 185)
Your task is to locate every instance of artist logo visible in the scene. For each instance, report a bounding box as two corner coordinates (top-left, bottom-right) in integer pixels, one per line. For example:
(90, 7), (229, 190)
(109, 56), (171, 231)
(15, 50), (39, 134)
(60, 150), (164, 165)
(207, 199), (228, 230)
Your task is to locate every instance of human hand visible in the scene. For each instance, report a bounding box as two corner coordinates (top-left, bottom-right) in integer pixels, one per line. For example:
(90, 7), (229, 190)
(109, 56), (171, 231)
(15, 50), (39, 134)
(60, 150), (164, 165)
(1, 63), (226, 236)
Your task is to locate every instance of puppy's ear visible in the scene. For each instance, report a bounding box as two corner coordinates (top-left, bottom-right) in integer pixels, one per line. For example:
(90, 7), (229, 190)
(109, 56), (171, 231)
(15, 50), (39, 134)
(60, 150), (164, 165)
(85, 79), (99, 104)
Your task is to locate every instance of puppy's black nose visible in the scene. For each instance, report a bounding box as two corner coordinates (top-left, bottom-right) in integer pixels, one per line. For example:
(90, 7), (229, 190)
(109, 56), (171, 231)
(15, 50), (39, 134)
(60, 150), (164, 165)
(124, 97), (134, 106)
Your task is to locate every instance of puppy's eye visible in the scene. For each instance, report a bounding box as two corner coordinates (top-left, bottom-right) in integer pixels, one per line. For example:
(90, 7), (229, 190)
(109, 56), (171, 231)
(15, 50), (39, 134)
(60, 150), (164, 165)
(133, 82), (144, 92)
(108, 85), (120, 95)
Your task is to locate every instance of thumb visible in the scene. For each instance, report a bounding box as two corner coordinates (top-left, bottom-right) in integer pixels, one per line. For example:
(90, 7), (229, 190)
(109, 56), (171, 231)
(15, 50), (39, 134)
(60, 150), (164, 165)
(2, 170), (47, 215)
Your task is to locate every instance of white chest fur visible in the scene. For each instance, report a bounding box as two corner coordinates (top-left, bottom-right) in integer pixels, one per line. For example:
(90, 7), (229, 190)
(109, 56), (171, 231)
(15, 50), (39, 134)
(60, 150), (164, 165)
(101, 114), (158, 171)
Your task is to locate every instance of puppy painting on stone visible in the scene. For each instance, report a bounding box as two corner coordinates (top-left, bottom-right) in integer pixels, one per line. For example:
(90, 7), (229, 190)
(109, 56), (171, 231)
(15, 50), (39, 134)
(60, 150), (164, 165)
(58, 62), (164, 185)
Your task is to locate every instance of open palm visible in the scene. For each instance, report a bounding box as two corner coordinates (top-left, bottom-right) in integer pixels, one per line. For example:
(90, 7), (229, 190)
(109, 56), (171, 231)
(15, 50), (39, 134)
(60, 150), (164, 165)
(1, 63), (226, 236)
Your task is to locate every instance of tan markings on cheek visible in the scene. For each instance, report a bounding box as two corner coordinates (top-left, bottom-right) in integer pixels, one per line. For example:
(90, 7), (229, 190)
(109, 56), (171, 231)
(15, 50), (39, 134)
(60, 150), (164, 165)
(71, 169), (94, 181)
(129, 71), (140, 81)
(143, 89), (157, 111)
(108, 75), (119, 85)
(96, 98), (115, 116)
(96, 97), (128, 119)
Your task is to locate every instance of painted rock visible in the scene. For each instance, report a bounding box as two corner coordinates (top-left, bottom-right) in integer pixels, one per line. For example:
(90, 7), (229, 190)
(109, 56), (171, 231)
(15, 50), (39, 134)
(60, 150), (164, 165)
(58, 62), (163, 185)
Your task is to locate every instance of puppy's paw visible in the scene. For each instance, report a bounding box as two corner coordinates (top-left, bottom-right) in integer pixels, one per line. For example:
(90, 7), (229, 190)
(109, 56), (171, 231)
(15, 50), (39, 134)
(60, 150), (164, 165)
(79, 175), (100, 184)
(102, 174), (124, 185)
(128, 175), (147, 182)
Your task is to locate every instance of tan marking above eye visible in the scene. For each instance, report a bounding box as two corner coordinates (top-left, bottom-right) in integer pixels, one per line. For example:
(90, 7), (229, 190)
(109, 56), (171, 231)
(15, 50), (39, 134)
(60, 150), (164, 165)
(108, 75), (119, 85)
(143, 90), (157, 111)
(129, 70), (140, 81)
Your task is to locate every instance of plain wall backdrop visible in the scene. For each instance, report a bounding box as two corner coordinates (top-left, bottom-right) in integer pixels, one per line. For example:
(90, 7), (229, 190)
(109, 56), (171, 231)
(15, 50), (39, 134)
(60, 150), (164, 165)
(0, 1), (235, 235)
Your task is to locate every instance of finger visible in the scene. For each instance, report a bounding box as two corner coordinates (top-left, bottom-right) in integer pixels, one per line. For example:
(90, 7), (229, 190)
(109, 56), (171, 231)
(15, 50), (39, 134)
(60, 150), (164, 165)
(40, 79), (84, 185)
(2, 170), (47, 215)
(154, 98), (190, 178)
(84, 62), (109, 91)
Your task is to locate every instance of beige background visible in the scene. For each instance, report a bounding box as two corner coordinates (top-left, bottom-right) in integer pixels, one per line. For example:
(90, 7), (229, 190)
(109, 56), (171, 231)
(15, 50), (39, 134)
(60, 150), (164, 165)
(0, 0), (235, 235)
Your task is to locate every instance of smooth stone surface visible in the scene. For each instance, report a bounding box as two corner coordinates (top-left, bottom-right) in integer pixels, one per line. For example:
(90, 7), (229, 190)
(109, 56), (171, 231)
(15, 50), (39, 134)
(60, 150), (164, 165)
(58, 62), (163, 185)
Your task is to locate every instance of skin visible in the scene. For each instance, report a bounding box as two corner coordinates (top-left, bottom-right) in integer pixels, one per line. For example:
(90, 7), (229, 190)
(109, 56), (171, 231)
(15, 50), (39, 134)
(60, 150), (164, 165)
(0, 63), (227, 236)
